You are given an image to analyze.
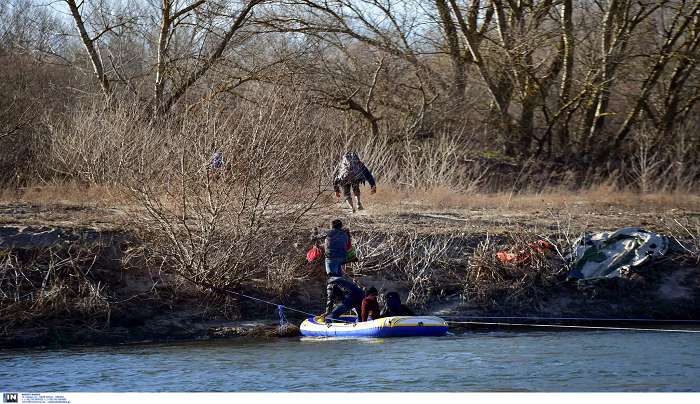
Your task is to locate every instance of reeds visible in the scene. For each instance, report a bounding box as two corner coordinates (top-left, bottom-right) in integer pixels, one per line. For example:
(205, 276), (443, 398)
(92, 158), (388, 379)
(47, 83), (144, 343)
(0, 244), (112, 333)
(463, 233), (567, 312)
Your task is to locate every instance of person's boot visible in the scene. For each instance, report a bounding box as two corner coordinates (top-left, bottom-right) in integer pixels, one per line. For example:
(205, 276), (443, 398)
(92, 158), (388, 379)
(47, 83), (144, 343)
(355, 195), (364, 210)
(345, 197), (356, 213)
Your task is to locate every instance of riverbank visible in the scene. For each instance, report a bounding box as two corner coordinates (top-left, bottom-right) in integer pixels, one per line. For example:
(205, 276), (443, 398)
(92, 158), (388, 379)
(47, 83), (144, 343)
(1, 187), (699, 348)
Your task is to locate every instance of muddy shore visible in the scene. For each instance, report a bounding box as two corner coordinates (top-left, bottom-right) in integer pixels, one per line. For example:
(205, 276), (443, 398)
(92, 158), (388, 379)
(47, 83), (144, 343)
(1, 200), (699, 349)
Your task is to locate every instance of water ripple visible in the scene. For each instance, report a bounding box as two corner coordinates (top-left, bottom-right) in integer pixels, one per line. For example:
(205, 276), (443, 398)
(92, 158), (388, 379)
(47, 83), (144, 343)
(1, 331), (699, 391)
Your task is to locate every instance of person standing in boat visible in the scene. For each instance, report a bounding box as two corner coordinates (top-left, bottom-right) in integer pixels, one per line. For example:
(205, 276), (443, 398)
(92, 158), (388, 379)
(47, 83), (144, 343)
(333, 151), (376, 213)
(361, 287), (381, 322)
(321, 275), (364, 323)
(378, 291), (415, 317)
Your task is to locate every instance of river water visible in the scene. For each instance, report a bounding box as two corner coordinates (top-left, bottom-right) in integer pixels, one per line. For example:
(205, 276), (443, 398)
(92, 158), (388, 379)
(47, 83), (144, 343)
(2, 330), (700, 392)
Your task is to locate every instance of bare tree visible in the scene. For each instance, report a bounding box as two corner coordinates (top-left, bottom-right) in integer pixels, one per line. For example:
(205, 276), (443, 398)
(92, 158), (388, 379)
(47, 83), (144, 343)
(63, 0), (265, 116)
(64, 0), (135, 98)
(584, 1), (664, 150)
(7, 0), (700, 190)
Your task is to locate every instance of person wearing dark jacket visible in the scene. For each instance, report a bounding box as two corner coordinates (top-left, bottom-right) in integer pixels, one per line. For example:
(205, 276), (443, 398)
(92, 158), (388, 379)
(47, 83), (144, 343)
(322, 276), (364, 322)
(333, 151), (376, 213)
(361, 287), (380, 322)
(379, 291), (415, 318)
(312, 219), (351, 276)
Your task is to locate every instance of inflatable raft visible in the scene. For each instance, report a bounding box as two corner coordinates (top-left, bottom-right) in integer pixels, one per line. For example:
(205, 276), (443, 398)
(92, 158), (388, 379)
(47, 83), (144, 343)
(300, 315), (449, 338)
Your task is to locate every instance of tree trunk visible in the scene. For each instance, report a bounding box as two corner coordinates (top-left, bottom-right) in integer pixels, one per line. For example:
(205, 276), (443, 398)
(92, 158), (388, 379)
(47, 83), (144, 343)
(65, 0), (111, 99)
(158, 0), (260, 115)
(435, 0), (466, 102)
(614, 2), (700, 149)
(154, 0), (172, 116)
(586, 0), (620, 145)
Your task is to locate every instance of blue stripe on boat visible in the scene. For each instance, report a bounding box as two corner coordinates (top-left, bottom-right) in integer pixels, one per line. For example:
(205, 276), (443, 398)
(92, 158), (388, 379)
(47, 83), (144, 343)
(300, 316), (449, 338)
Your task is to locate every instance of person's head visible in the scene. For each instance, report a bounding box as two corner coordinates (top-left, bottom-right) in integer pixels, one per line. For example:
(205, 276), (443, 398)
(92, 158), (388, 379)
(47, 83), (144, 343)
(341, 151), (360, 164)
(331, 219), (343, 229)
(384, 291), (401, 308)
(365, 287), (378, 297)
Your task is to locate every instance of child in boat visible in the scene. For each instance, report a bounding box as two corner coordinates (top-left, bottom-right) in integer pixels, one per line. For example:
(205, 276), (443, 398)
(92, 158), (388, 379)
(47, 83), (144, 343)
(361, 287), (380, 322)
(379, 291), (415, 317)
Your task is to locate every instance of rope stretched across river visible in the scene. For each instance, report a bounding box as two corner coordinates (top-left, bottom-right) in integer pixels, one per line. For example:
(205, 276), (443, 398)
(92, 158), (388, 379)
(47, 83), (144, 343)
(212, 286), (700, 332)
(204, 283), (357, 324)
(182, 275), (700, 332)
(213, 286), (356, 324)
(442, 315), (700, 323)
(446, 320), (700, 334)
(210, 285), (700, 332)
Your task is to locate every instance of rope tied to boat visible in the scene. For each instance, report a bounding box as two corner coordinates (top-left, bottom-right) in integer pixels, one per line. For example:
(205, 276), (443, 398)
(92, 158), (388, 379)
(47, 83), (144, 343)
(278, 305), (288, 327)
(203, 284), (355, 324)
(445, 320), (700, 334)
(442, 315), (700, 323)
(192, 275), (700, 332)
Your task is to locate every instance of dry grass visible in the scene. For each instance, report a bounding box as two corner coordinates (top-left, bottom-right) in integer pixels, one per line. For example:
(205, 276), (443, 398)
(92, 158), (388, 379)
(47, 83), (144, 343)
(5, 182), (699, 215)
(0, 182), (131, 207)
(0, 244), (113, 333)
(2, 181), (698, 240)
(664, 216), (700, 262)
(463, 232), (567, 312)
(348, 230), (471, 306)
(1, 182), (698, 328)
(1, 101), (697, 317)
(371, 183), (700, 212)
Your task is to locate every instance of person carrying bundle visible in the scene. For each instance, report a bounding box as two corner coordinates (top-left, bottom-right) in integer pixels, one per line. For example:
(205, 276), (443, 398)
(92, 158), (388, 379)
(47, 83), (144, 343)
(308, 219), (353, 277)
(333, 151), (376, 213)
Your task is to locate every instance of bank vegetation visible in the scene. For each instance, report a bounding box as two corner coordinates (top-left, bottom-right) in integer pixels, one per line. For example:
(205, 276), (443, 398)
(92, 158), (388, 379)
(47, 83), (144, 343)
(2, 1), (700, 345)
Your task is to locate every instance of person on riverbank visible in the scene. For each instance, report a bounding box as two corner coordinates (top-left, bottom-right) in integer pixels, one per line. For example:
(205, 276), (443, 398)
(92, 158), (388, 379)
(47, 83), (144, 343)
(333, 151), (376, 213)
(379, 291), (415, 317)
(311, 219), (351, 276)
(361, 286), (381, 322)
(321, 275), (365, 323)
(209, 148), (226, 180)
(211, 151), (224, 170)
